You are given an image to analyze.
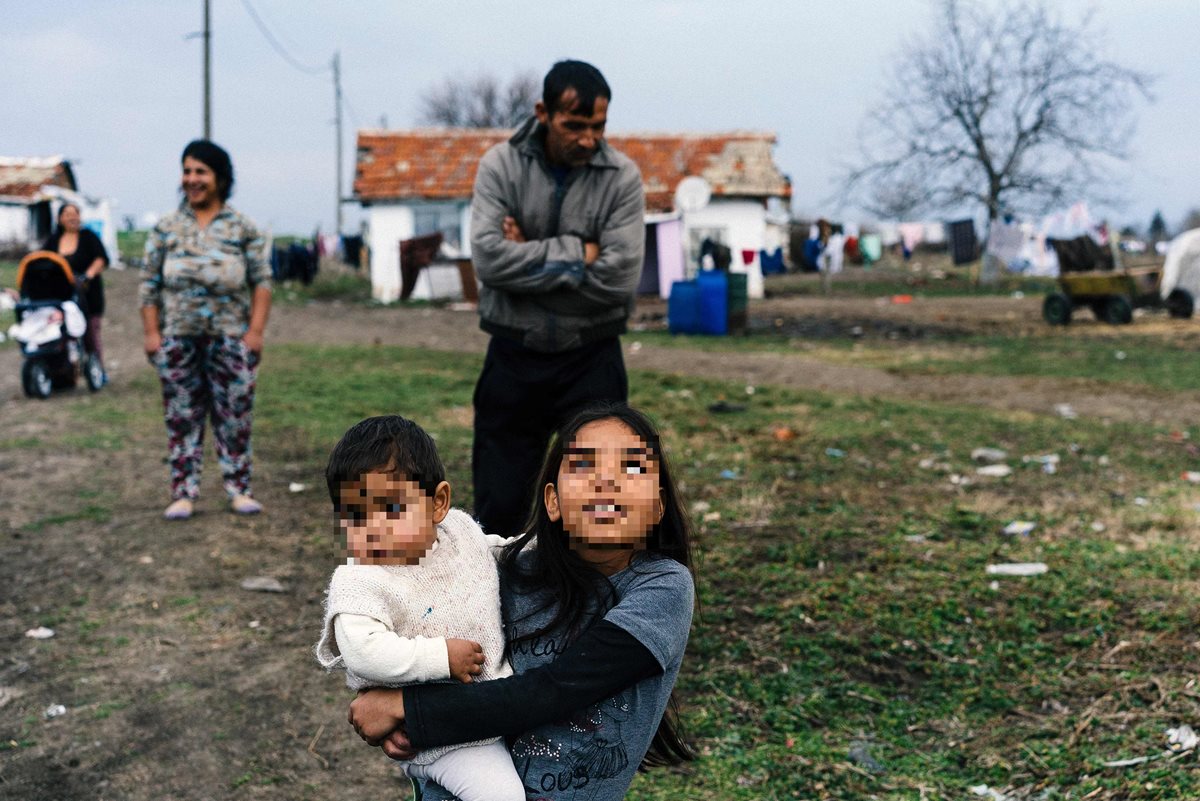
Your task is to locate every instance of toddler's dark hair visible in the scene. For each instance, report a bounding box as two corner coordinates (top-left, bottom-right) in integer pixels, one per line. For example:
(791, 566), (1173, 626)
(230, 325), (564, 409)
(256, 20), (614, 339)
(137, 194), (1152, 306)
(325, 415), (445, 506)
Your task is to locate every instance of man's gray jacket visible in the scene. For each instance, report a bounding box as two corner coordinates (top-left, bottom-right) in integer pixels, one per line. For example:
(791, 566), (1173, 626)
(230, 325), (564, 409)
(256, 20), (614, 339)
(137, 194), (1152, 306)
(469, 116), (646, 353)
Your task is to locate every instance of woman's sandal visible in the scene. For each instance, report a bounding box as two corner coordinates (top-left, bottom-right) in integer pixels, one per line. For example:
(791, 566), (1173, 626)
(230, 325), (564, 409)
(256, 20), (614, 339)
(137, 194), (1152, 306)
(230, 494), (263, 515)
(163, 499), (194, 520)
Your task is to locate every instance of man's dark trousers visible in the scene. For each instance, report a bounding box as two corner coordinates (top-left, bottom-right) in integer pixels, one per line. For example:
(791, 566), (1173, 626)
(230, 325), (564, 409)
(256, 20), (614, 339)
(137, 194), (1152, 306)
(472, 335), (627, 538)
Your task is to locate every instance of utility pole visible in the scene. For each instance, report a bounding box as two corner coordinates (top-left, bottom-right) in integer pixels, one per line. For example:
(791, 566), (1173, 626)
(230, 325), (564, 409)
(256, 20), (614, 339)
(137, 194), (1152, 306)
(203, 0), (212, 138)
(333, 50), (343, 234)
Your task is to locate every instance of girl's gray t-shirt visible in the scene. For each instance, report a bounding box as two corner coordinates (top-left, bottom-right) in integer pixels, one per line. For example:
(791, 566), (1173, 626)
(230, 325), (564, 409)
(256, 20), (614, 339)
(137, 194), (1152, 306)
(423, 552), (694, 801)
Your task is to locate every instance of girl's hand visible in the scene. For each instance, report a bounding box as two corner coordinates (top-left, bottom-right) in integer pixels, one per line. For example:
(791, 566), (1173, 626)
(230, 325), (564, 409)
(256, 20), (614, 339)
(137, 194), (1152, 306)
(446, 638), (484, 683)
(348, 688), (405, 745)
(382, 727), (419, 761)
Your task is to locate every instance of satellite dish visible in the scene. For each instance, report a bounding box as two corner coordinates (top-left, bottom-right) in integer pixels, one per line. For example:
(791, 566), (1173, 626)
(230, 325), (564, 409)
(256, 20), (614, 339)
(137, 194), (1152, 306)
(674, 176), (711, 212)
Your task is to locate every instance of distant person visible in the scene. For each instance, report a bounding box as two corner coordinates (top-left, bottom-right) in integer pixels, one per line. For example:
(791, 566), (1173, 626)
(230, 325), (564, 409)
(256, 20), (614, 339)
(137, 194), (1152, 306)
(43, 202), (109, 378)
(139, 139), (272, 520)
(315, 415), (524, 801)
(469, 59), (646, 537)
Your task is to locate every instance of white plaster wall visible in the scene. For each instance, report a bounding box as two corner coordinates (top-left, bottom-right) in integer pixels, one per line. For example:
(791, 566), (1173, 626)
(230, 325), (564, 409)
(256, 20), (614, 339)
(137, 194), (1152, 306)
(683, 199), (767, 299)
(0, 205), (29, 245)
(366, 204), (414, 303)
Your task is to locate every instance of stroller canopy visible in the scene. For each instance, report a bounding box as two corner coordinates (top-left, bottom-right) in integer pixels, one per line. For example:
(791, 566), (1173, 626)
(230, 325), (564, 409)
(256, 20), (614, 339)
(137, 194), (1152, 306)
(17, 251), (76, 302)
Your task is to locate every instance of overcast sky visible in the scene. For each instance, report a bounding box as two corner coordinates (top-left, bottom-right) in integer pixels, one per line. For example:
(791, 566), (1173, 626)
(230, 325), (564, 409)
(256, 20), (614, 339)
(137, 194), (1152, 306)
(4, 0), (1198, 236)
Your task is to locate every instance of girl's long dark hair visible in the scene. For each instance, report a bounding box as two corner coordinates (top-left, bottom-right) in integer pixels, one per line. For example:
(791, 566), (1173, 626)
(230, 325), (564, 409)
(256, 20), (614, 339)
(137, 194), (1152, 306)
(500, 402), (696, 768)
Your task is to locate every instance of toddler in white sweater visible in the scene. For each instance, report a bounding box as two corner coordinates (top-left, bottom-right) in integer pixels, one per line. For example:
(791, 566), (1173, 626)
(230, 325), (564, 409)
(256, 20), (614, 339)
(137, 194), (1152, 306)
(315, 415), (523, 801)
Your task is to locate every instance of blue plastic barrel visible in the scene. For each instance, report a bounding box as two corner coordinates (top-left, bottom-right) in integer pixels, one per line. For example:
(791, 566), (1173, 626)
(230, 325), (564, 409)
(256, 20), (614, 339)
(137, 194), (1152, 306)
(668, 280), (702, 334)
(696, 270), (728, 335)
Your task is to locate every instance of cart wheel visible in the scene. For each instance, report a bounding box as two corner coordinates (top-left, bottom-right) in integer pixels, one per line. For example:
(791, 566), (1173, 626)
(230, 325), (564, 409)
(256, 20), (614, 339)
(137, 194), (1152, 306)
(1042, 293), (1072, 325)
(84, 353), (106, 391)
(22, 360), (53, 399)
(1102, 295), (1133, 325)
(1166, 288), (1195, 319)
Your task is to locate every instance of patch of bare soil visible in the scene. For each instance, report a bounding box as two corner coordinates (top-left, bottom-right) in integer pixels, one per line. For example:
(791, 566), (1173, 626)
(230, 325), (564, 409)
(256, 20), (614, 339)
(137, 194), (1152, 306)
(0, 269), (1196, 800)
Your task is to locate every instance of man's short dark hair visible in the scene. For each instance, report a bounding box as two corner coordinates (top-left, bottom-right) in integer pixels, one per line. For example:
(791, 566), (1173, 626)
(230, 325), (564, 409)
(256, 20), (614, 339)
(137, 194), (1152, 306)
(543, 60), (611, 116)
(181, 139), (235, 201)
(325, 415), (446, 505)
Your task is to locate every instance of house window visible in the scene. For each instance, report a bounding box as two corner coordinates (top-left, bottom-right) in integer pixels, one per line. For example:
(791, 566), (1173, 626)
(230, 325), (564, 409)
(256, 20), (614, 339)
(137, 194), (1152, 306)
(413, 204), (463, 253)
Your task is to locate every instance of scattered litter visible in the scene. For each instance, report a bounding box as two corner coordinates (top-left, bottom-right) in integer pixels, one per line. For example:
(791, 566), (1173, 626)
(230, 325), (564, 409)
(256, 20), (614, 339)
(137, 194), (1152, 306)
(1103, 755), (1156, 768)
(1167, 724), (1198, 753)
(744, 385), (756, 396)
(628, 341), (642, 353)
(240, 576), (287, 593)
(1134, 497), (1149, 507)
(850, 325), (864, 337)
(969, 785), (1009, 801)
(1114, 350), (1127, 361)
(1183, 472), (1200, 484)
(986, 562), (1048, 576)
(772, 426), (796, 442)
(1098, 455), (1110, 466)
(24, 626), (55, 640)
(43, 704), (67, 719)
(248, 620), (261, 629)
(138, 555), (154, 564)
(890, 294), (913, 304)
(949, 473), (971, 486)
(288, 482), (309, 493)
(691, 501), (711, 514)
(971, 447), (1008, 463)
(718, 469), (739, 480)
(847, 740), (886, 773)
(988, 580), (1000, 591)
(707, 401), (746, 414)
(0, 686), (23, 709)
(1023, 453), (1060, 475)
(976, 464), (1013, 478)
(1011, 290), (1025, 299)
(702, 511), (721, 523)
(1090, 521), (1107, 533)
(1003, 521), (1036, 536)
(904, 534), (927, 544)
(825, 447), (846, 459)
(1054, 403), (1078, 420)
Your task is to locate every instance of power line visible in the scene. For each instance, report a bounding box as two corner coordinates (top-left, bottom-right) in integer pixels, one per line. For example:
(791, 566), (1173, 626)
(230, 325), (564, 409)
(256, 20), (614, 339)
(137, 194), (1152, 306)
(238, 0), (328, 75)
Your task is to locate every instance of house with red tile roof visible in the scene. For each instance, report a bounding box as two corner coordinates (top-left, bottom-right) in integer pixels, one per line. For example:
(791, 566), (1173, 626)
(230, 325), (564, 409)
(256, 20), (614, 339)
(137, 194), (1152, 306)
(0, 156), (119, 262)
(354, 128), (791, 302)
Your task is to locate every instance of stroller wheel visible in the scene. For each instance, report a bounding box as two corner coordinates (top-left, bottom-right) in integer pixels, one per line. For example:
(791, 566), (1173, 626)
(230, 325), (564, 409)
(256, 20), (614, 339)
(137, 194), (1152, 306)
(22, 360), (53, 399)
(85, 353), (106, 391)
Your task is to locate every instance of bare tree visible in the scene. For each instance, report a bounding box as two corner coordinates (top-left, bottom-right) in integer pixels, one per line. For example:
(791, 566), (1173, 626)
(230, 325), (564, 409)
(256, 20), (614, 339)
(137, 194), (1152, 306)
(418, 71), (540, 128)
(845, 0), (1152, 226)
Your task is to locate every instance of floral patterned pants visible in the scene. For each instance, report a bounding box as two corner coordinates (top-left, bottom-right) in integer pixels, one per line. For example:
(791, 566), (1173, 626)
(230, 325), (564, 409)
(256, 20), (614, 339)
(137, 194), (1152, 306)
(153, 336), (259, 501)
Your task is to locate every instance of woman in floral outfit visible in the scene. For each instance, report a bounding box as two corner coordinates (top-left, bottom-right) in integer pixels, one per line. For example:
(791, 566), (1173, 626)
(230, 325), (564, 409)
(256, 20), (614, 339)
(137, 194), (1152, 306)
(140, 140), (272, 520)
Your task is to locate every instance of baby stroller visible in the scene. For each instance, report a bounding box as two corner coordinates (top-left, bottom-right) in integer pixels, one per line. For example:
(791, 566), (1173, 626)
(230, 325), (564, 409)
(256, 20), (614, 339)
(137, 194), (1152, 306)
(9, 250), (105, 399)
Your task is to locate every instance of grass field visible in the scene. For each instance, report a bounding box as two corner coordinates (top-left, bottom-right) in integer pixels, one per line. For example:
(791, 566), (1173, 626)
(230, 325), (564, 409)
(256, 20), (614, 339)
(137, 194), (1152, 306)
(6, 338), (1196, 799)
(259, 345), (1200, 799)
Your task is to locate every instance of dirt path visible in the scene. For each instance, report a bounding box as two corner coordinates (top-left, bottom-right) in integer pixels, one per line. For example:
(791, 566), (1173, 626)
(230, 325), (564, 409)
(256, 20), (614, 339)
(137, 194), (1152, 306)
(6, 270), (1195, 427)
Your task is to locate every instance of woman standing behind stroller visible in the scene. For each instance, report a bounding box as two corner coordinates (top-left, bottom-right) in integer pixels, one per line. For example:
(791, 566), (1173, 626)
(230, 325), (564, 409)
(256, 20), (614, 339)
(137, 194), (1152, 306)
(139, 140), (272, 521)
(43, 203), (109, 378)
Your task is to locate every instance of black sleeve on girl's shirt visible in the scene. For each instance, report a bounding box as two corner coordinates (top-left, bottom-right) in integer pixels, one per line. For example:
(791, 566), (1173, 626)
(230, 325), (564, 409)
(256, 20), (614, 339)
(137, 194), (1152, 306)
(403, 620), (661, 749)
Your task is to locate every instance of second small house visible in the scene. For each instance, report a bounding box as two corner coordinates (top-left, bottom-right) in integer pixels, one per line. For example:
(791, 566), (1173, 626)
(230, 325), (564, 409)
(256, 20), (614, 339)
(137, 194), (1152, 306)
(354, 128), (791, 302)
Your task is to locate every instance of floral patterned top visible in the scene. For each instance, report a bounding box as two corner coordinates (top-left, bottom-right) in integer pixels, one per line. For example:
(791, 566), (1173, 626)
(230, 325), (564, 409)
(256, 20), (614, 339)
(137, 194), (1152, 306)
(140, 202), (271, 337)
